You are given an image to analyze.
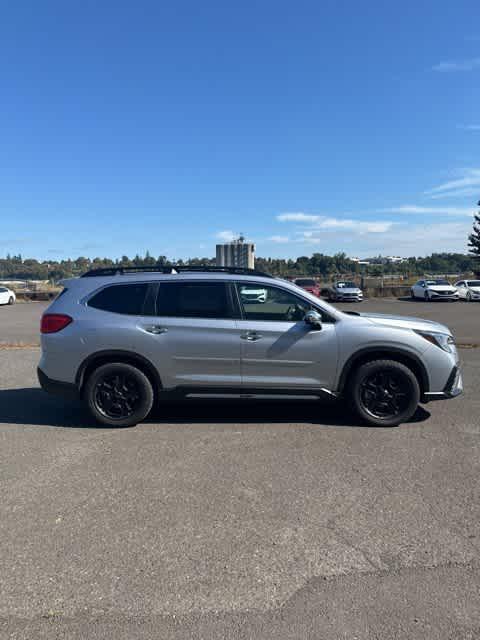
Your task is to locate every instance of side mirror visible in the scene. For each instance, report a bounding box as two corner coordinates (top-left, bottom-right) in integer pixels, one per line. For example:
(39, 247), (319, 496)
(304, 310), (322, 329)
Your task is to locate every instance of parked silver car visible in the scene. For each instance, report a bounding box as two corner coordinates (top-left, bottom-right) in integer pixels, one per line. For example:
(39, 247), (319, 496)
(38, 266), (462, 428)
(327, 281), (363, 302)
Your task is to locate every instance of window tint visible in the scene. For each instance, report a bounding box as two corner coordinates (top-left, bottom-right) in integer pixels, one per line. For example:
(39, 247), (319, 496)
(156, 282), (232, 319)
(0, 287), (7, 292)
(88, 283), (150, 315)
(237, 283), (319, 322)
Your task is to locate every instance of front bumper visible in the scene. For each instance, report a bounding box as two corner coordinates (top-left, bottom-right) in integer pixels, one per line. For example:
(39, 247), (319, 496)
(429, 292), (459, 300)
(37, 367), (79, 399)
(423, 366), (463, 402)
(336, 294), (363, 301)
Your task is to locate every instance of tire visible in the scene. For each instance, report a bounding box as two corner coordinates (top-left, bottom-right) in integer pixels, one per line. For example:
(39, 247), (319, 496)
(410, 289), (415, 300)
(84, 362), (154, 427)
(8, 297), (14, 305)
(347, 359), (420, 427)
(424, 291), (430, 302)
(467, 292), (472, 302)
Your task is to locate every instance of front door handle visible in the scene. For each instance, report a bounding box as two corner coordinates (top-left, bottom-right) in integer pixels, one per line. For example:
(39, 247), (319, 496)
(240, 330), (262, 341)
(144, 325), (168, 335)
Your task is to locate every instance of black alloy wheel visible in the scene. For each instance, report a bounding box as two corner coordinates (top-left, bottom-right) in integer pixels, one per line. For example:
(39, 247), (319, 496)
(348, 359), (420, 427)
(84, 362), (154, 427)
(94, 372), (142, 420)
(359, 369), (410, 420)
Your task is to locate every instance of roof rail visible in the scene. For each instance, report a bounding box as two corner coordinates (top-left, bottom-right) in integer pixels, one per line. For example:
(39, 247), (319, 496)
(80, 265), (274, 278)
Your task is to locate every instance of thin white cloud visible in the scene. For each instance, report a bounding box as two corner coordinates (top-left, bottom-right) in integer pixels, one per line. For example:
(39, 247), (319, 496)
(268, 235), (290, 244)
(424, 168), (480, 200)
(215, 230), (237, 242)
(429, 187), (480, 200)
(382, 205), (475, 217)
(356, 222), (471, 256)
(277, 213), (320, 222)
(292, 221), (471, 255)
(458, 124), (480, 131)
(432, 57), (480, 72)
(278, 212), (393, 234)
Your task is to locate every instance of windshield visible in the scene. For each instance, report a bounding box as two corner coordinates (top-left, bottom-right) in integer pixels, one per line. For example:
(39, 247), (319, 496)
(467, 281), (480, 287)
(426, 279), (449, 286)
(337, 281), (356, 288)
(295, 279), (316, 286)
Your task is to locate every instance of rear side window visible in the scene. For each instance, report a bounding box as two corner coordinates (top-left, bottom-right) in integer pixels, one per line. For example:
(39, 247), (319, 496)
(156, 282), (232, 319)
(88, 283), (150, 315)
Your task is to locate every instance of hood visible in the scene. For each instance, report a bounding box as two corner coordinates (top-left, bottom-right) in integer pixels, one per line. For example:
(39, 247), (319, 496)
(427, 285), (456, 292)
(358, 312), (452, 336)
(336, 286), (362, 293)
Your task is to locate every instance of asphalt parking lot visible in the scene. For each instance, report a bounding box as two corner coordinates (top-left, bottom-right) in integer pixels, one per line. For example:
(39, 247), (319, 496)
(1, 300), (479, 639)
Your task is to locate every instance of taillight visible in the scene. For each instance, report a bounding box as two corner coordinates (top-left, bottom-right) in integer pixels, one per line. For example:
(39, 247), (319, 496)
(41, 314), (73, 334)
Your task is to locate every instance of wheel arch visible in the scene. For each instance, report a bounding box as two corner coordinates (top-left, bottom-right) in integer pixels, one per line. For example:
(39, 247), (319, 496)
(337, 347), (429, 395)
(76, 350), (162, 397)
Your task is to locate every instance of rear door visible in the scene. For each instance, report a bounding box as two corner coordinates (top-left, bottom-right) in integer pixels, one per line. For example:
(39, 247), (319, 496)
(235, 281), (338, 391)
(136, 280), (242, 390)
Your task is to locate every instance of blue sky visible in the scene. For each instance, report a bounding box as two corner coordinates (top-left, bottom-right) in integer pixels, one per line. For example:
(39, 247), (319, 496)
(0, 0), (479, 261)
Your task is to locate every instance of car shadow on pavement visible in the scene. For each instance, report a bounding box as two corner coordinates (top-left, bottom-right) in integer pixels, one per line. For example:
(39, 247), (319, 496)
(0, 387), (431, 429)
(397, 296), (458, 303)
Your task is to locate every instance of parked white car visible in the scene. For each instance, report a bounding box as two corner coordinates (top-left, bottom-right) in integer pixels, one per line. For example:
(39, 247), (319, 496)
(454, 279), (480, 302)
(410, 279), (459, 302)
(0, 286), (16, 305)
(239, 285), (267, 303)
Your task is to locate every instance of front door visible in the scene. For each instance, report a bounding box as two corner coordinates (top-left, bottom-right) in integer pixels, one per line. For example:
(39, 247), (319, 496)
(235, 282), (338, 391)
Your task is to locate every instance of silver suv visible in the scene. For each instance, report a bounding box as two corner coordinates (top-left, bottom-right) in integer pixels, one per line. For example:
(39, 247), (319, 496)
(38, 266), (463, 428)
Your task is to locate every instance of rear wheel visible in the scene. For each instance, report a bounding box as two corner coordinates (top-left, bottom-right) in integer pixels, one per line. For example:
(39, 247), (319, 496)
(8, 296), (14, 305)
(348, 359), (420, 427)
(410, 289), (415, 299)
(424, 291), (430, 302)
(84, 362), (154, 427)
(467, 292), (472, 302)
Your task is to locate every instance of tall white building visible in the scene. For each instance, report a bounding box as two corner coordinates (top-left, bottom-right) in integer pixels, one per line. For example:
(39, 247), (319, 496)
(216, 235), (255, 269)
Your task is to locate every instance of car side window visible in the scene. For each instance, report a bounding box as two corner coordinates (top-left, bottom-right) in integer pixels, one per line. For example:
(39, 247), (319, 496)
(236, 283), (326, 322)
(0, 287), (7, 292)
(88, 283), (151, 315)
(156, 281), (233, 319)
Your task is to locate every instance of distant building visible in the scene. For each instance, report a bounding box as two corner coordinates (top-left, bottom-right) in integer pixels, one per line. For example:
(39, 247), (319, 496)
(386, 256), (406, 264)
(216, 235), (255, 269)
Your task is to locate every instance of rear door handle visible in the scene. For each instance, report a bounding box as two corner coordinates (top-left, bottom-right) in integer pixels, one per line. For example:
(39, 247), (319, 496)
(240, 330), (262, 341)
(144, 325), (168, 335)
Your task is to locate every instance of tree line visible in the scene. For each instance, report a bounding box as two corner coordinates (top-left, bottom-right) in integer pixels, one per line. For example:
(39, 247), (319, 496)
(0, 251), (477, 282)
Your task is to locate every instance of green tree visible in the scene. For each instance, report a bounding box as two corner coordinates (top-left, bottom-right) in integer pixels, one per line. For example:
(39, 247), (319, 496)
(468, 200), (480, 266)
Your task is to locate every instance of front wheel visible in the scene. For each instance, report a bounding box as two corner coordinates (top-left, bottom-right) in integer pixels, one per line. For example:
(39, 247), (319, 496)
(8, 297), (14, 305)
(467, 292), (472, 302)
(84, 362), (154, 427)
(348, 359), (420, 427)
(424, 291), (430, 302)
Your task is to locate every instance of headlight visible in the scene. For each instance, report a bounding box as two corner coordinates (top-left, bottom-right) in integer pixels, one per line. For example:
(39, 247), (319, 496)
(415, 330), (455, 353)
